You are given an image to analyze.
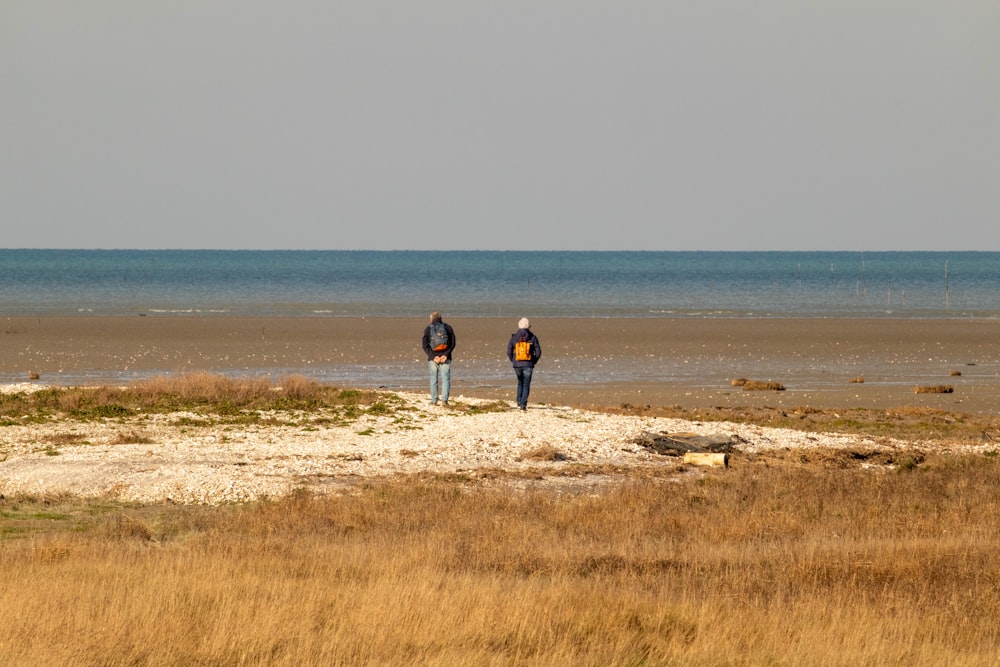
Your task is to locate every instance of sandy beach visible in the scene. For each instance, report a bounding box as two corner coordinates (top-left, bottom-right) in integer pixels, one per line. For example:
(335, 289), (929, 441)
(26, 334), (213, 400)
(2, 315), (998, 503)
(3, 315), (999, 413)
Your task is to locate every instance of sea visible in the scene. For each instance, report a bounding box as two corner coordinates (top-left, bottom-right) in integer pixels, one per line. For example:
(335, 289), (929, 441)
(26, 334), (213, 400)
(2, 249), (998, 319)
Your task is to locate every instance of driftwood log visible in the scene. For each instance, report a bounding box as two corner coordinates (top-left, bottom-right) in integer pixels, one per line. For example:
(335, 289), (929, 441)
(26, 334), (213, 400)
(634, 431), (740, 457)
(682, 452), (730, 468)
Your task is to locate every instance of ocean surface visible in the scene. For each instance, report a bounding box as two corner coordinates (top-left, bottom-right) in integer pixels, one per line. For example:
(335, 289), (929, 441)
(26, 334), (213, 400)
(2, 249), (998, 319)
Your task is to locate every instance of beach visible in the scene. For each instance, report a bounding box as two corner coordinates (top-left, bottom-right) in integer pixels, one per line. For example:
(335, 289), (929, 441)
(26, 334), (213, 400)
(2, 315), (998, 502)
(4, 315), (999, 413)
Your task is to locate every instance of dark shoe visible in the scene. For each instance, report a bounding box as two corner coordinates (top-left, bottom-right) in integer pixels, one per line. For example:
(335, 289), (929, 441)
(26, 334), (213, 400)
(442, 401), (449, 407)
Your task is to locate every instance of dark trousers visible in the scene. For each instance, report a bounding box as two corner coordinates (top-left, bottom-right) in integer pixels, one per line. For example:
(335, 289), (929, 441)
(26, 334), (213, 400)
(514, 366), (533, 408)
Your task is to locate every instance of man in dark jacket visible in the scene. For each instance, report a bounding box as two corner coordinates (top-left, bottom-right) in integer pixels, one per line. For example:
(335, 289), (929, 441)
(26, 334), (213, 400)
(506, 317), (541, 411)
(421, 311), (456, 406)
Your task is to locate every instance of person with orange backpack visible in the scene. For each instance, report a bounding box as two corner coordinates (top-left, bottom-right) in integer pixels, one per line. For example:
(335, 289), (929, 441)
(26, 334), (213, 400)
(506, 317), (541, 411)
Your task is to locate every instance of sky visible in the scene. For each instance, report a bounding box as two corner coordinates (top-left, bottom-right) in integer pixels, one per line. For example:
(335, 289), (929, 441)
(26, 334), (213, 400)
(2, 1), (998, 251)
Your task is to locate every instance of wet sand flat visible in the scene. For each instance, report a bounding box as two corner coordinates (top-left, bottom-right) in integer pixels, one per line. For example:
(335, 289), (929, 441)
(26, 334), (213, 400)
(3, 315), (999, 413)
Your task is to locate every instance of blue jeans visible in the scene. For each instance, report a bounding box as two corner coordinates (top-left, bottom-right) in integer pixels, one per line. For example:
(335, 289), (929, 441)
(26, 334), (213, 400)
(429, 360), (451, 403)
(514, 366), (533, 408)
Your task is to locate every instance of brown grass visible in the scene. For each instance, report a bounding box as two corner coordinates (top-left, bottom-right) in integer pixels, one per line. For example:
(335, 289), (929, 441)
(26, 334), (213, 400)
(44, 432), (87, 446)
(595, 403), (1000, 446)
(2, 453), (1000, 665)
(110, 429), (155, 445)
(521, 445), (569, 462)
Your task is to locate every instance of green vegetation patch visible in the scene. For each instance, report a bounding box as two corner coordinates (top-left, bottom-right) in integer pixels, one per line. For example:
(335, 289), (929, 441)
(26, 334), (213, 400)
(72, 404), (134, 419)
(1, 374), (400, 424)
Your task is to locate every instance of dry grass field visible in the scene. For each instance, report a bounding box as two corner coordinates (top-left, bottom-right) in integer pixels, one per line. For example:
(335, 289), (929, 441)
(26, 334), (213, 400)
(2, 454), (999, 664)
(2, 376), (1000, 665)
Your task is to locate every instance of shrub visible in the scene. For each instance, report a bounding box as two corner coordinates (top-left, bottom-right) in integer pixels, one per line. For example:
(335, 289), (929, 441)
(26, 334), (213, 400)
(914, 385), (954, 394)
(732, 378), (786, 391)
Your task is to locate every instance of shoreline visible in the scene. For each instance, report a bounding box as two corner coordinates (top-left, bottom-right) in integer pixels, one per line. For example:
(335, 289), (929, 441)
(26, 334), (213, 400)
(3, 315), (999, 413)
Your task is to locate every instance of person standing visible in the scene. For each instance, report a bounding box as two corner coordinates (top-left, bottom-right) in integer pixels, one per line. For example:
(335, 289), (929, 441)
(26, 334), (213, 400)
(507, 317), (541, 411)
(421, 311), (456, 406)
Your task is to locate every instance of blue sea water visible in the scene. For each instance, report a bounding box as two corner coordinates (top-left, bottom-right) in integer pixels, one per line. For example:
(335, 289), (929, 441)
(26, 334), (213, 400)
(1, 249), (998, 319)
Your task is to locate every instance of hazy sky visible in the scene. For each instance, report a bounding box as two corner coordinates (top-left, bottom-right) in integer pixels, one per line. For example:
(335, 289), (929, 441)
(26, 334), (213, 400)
(3, 2), (998, 251)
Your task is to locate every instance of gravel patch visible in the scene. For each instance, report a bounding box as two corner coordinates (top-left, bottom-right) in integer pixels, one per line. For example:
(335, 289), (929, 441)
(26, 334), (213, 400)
(0, 390), (970, 504)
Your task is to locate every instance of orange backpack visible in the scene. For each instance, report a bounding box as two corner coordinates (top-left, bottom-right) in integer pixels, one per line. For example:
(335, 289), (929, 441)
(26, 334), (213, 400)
(514, 337), (532, 362)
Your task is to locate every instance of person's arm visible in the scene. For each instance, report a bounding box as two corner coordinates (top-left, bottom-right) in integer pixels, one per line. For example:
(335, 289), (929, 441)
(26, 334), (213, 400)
(532, 334), (541, 362)
(506, 335), (515, 362)
(421, 328), (432, 358)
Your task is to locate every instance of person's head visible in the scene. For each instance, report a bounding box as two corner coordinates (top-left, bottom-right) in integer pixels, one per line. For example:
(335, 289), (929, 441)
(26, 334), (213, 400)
(430, 311), (442, 323)
(518, 317), (530, 329)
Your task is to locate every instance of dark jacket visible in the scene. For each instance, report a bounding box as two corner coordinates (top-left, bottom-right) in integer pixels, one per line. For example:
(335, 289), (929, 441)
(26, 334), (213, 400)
(507, 328), (541, 368)
(422, 322), (456, 361)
